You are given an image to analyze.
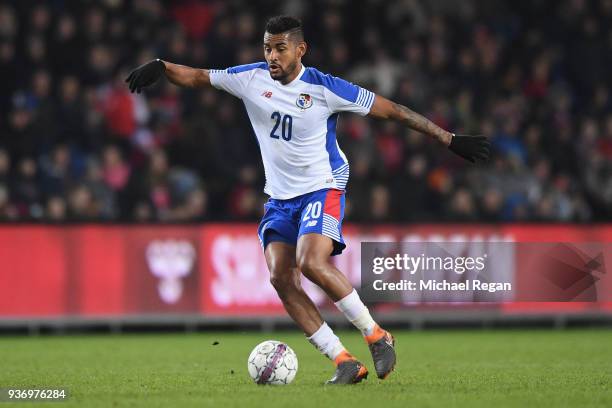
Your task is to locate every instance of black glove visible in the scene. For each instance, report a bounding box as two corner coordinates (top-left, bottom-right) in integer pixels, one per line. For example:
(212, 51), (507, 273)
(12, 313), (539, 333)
(125, 59), (166, 93)
(448, 134), (490, 163)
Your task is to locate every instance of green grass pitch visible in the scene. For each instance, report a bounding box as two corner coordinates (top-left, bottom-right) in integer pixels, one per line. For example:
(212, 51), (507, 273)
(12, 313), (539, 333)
(1, 329), (611, 407)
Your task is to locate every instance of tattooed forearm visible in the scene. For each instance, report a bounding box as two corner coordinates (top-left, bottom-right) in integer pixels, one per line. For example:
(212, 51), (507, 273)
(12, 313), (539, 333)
(368, 95), (454, 145)
(392, 103), (453, 145)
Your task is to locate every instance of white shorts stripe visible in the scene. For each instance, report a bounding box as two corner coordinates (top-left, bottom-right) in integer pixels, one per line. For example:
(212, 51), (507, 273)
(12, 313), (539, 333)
(322, 214), (341, 242)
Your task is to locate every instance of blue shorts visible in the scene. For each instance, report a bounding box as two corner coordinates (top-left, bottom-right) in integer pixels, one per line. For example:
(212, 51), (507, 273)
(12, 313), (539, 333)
(257, 188), (346, 256)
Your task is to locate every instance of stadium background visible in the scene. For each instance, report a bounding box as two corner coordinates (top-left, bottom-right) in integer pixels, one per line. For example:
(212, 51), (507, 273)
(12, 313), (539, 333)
(0, 0), (611, 331)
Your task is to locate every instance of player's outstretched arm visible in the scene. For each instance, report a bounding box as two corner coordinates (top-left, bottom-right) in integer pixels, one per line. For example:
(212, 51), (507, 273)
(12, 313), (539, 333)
(368, 95), (489, 163)
(125, 59), (210, 93)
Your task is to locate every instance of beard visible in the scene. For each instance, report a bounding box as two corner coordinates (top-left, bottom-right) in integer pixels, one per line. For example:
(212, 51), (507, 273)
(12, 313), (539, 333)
(269, 60), (298, 82)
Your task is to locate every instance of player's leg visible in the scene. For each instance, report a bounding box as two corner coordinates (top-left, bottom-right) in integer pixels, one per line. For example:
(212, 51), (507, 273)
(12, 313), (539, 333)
(295, 234), (351, 301)
(264, 237), (360, 382)
(296, 189), (396, 380)
(297, 234), (396, 379)
(265, 240), (323, 335)
(259, 202), (357, 382)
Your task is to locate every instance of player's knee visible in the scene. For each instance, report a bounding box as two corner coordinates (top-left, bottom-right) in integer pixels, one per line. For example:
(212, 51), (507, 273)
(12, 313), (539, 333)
(269, 273), (285, 291)
(297, 256), (325, 281)
(269, 266), (298, 295)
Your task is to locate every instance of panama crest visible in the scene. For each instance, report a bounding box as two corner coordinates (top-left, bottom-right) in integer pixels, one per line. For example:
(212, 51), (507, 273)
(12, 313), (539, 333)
(296, 93), (313, 109)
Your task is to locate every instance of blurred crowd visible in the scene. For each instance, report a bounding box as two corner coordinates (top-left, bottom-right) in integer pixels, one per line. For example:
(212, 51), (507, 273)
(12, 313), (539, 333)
(0, 0), (611, 222)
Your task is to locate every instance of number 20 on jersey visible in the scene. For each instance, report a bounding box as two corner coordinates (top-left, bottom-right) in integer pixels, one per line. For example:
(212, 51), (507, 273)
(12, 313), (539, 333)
(270, 112), (292, 141)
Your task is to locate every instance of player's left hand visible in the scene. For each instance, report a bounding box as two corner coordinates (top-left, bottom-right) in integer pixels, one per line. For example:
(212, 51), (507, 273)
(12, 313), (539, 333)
(125, 59), (166, 93)
(448, 134), (490, 163)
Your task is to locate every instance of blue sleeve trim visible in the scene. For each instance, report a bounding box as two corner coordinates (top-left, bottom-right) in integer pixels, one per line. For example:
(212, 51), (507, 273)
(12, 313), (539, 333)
(300, 68), (359, 102)
(355, 87), (375, 110)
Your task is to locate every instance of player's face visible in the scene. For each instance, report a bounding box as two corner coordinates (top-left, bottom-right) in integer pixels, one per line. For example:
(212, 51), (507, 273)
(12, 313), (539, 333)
(263, 32), (305, 82)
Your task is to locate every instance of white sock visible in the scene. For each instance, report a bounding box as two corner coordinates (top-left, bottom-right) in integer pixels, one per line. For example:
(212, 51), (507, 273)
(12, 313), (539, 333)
(334, 289), (376, 336)
(307, 322), (345, 360)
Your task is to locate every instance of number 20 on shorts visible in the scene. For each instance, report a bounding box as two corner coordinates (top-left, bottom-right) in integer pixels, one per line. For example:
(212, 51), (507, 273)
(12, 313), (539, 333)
(302, 202), (322, 221)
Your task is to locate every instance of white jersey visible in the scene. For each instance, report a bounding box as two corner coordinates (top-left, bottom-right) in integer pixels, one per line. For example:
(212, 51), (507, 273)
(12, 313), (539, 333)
(209, 63), (374, 199)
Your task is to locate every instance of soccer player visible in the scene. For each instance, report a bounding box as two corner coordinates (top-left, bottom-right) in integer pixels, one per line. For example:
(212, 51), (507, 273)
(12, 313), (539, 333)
(126, 16), (489, 384)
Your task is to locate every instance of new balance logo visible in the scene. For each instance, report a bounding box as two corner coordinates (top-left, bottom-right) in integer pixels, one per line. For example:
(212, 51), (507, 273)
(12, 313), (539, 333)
(306, 220), (318, 227)
(262, 91), (273, 98)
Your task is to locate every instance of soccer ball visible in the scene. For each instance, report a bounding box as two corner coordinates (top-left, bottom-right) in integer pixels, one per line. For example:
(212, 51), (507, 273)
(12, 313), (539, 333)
(247, 340), (298, 385)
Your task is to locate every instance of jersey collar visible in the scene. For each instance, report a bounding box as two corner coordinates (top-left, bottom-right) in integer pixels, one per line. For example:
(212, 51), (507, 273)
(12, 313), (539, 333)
(274, 64), (306, 88)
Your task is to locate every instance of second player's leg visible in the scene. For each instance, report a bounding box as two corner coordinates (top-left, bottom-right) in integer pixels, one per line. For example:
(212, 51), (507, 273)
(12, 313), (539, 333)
(265, 241), (324, 336)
